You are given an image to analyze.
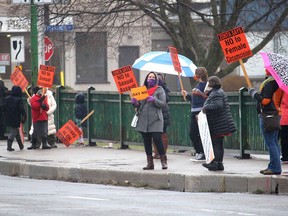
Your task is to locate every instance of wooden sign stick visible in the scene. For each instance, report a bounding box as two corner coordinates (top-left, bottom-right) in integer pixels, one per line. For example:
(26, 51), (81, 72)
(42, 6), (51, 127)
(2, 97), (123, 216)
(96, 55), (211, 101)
(239, 59), (252, 88)
(178, 74), (186, 101)
(80, 110), (95, 124)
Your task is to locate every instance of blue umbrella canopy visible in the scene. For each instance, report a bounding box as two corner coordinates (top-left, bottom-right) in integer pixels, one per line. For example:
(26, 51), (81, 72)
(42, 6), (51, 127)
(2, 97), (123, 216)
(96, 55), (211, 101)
(132, 51), (196, 77)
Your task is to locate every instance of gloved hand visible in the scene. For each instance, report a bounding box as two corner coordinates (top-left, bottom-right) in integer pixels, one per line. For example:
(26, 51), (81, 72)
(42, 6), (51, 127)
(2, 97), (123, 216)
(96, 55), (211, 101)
(147, 96), (155, 102)
(41, 104), (47, 109)
(38, 95), (46, 103)
(131, 98), (138, 105)
(202, 108), (207, 114)
(248, 87), (257, 98)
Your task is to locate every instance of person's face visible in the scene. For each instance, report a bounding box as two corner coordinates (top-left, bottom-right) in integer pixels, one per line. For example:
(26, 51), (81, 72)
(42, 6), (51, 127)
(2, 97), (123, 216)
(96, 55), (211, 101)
(148, 73), (156, 81)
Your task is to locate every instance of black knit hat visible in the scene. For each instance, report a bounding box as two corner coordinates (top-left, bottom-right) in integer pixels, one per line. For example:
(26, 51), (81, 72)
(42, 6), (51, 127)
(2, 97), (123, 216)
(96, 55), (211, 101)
(32, 86), (41, 95)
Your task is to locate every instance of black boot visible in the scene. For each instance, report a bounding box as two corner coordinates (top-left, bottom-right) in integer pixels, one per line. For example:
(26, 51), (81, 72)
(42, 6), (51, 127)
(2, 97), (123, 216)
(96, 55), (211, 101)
(47, 135), (57, 148)
(7, 139), (15, 151)
(16, 138), (24, 150)
(202, 161), (219, 171)
(42, 137), (51, 149)
(27, 138), (37, 150)
(143, 156), (154, 170)
(160, 155), (168, 169)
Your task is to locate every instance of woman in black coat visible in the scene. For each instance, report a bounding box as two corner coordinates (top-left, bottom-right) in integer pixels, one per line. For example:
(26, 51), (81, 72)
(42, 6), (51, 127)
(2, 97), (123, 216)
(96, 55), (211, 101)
(201, 76), (236, 171)
(5, 85), (26, 151)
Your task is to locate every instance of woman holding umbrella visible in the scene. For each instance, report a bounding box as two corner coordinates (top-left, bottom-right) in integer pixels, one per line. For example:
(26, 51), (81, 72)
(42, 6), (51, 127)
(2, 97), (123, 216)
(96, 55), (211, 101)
(248, 69), (282, 175)
(131, 71), (167, 170)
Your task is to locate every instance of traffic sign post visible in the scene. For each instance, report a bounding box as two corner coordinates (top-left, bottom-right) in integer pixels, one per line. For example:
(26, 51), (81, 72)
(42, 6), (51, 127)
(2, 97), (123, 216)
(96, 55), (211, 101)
(10, 36), (25, 63)
(44, 36), (54, 61)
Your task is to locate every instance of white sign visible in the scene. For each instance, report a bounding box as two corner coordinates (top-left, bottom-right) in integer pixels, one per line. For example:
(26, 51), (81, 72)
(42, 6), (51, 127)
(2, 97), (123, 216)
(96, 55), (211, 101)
(34, 0), (53, 4)
(197, 111), (215, 163)
(0, 17), (30, 32)
(12, 0), (30, 3)
(10, 36), (25, 63)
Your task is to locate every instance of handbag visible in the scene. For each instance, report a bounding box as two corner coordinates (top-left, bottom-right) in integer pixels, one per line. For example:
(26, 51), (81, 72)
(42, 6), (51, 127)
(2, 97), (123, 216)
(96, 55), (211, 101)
(261, 110), (281, 132)
(131, 114), (139, 128)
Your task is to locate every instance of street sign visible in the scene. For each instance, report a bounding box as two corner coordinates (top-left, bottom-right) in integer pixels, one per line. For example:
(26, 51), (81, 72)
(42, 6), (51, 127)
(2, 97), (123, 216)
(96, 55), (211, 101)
(44, 36), (54, 61)
(46, 24), (74, 32)
(10, 36), (25, 63)
(34, 0), (53, 4)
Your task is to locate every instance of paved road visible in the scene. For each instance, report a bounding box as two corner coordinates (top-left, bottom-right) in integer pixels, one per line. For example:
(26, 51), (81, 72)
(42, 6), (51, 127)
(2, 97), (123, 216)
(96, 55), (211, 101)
(0, 140), (287, 194)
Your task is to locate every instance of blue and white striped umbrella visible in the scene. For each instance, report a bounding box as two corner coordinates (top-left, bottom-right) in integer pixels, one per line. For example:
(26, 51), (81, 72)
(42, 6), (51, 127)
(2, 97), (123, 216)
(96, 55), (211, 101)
(132, 51), (196, 77)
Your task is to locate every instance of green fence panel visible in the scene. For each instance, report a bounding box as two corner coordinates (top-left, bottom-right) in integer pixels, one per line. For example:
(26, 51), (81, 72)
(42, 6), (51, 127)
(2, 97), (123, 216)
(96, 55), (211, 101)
(22, 88), (267, 152)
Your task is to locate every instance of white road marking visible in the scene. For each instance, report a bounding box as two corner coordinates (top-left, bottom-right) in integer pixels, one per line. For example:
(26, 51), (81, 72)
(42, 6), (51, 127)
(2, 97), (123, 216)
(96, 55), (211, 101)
(67, 196), (109, 201)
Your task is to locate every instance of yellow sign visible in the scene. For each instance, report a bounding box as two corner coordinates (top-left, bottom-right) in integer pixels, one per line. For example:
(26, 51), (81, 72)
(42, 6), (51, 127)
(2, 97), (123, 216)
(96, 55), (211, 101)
(131, 86), (148, 101)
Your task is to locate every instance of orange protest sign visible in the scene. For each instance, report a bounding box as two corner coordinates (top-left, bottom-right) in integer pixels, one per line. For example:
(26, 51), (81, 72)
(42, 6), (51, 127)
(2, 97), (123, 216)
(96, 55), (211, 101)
(168, 46), (182, 73)
(37, 64), (55, 88)
(10, 66), (29, 91)
(217, 26), (252, 64)
(56, 120), (83, 147)
(131, 86), (148, 101)
(112, 65), (138, 94)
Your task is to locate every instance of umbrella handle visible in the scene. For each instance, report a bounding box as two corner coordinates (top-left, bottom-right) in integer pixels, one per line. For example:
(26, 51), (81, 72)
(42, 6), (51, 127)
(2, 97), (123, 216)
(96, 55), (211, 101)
(239, 59), (252, 88)
(178, 74), (186, 102)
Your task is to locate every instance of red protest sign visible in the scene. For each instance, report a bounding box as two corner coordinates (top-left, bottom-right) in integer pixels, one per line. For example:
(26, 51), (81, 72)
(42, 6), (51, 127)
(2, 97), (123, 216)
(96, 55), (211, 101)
(112, 65), (138, 94)
(217, 26), (252, 64)
(56, 120), (83, 147)
(37, 64), (55, 88)
(168, 46), (182, 73)
(10, 66), (29, 91)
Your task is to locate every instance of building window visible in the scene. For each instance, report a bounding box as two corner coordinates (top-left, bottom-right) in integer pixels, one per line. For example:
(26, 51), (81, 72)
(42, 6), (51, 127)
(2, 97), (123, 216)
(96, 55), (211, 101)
(75, 32), (107, 84)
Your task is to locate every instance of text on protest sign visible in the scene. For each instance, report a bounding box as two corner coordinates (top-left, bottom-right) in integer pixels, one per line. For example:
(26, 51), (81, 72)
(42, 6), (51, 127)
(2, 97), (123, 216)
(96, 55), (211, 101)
(112, 65), (138, 94)
(197, 112), (215, 163)
(56, 120), (82, 147)
(131, 86), (149, 101)
(10, 66), (28, 91)
(217, 26), (252, 64)
(37, 64), (55, 88)
(168, 46), (182, 73)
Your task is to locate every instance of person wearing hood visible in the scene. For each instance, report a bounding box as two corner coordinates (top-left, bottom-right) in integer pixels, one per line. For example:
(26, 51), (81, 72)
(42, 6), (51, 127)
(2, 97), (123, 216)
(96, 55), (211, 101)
(131, 71), (168, 170)
(201, 76), (236, 171)
(152, 73), (171, 159)
(5, 85), (27, 151)
(74, 93), (87, 145)
(28, 86), (51, 150)
(0, 77), (8, 140)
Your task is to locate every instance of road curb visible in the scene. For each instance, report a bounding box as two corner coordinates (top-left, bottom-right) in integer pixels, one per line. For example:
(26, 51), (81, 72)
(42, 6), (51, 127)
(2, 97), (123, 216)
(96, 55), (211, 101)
(0, 160), (287, 194)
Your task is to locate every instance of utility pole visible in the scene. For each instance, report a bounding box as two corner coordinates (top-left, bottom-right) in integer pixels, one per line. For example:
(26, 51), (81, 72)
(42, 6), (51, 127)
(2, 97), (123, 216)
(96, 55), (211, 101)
(30, 1), (38, 87)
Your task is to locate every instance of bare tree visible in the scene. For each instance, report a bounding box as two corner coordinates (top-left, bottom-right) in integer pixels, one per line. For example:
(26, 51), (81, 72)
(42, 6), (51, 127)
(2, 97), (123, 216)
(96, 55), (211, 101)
(9, 0), (288, 79)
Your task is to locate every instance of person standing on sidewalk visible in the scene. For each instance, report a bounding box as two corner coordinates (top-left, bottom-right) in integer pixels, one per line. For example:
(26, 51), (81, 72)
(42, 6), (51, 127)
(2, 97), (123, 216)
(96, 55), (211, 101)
(181, 67), (208, 161)
(131, 71), (168, 170)
(201, 76), (236, 171)
(153, 73), (171, 159)
(28, 86), (51, 150)
(5, 85), (27, 151)
(74, 93), (87, 146)
(280, 92), (288, 163)
(248, 69), (282, 175)
(0, 77), (8, 140)
(46, 89), (57, 148)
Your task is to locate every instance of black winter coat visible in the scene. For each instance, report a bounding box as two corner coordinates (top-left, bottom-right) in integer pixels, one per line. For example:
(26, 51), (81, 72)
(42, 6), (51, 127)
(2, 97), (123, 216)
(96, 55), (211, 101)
(203, 88), (236, 137)
(5, 86), (26, 128)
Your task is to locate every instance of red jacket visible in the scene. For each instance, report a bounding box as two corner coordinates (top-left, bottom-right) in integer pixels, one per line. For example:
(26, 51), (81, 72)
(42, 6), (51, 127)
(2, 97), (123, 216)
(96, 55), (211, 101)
(280, 92), (288, 126)
(30, 94), (49, 123)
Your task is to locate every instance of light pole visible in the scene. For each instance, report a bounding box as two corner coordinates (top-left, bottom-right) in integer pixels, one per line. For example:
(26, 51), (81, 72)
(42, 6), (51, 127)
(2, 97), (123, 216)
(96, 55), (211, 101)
(30, 1), (38, 87)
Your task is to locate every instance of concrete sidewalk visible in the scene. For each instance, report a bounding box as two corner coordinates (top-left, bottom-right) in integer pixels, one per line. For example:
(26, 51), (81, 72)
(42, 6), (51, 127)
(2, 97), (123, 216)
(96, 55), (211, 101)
(0, 140), (287, 194)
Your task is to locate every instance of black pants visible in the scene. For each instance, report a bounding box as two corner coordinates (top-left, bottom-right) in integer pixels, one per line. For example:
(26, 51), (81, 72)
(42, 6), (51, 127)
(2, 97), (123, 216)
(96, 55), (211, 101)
(211, 136), (224, 163)
(32, 121), (48, 145)
(189, 112), (204, 154)
(0, 106), (6, 137)
(280, 125), (288, 160)
(141, 132), (164, 156)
